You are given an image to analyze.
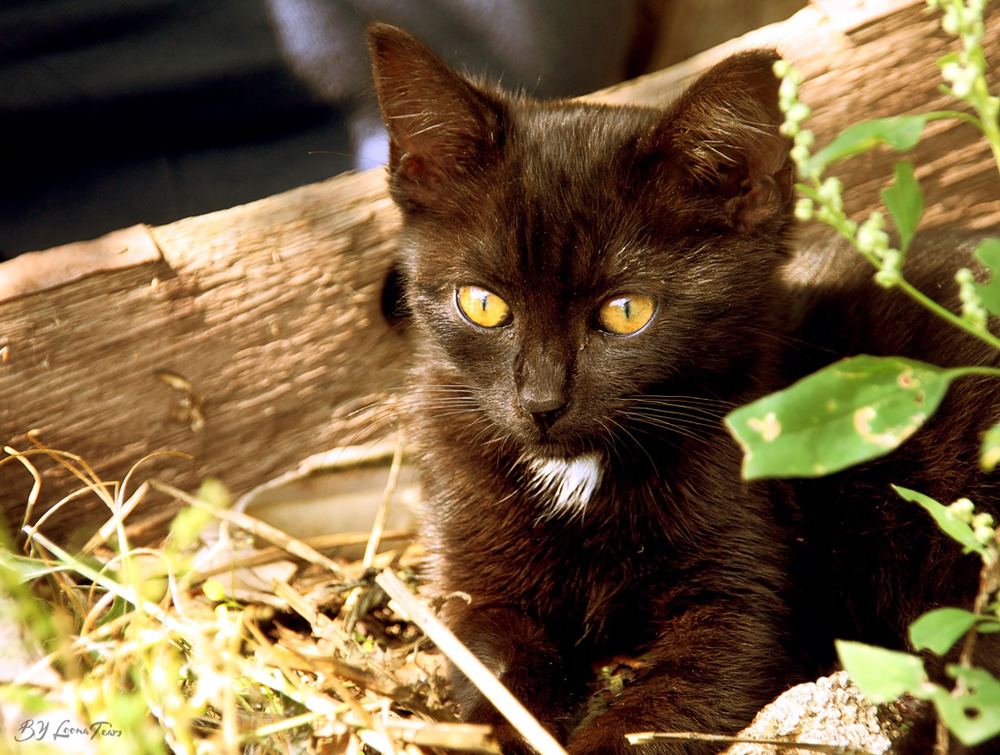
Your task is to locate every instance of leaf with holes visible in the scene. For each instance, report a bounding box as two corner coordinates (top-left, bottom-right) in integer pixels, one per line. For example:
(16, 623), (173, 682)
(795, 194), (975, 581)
(933, 667), (1000, 745)
(726, 355), (955, 479)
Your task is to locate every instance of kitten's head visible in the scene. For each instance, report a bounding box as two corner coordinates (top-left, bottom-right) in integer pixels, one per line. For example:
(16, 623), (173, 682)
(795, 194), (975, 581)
(369, 24), (794, 515)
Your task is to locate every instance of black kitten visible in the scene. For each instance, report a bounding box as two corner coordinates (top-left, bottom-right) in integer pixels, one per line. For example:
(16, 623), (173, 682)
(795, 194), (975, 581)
(368, 22), (1000, 754)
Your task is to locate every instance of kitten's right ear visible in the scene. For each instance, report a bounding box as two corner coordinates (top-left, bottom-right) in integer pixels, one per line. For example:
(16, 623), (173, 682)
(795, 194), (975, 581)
(654, 49), (794, 232)
(368, 23), (503, 210)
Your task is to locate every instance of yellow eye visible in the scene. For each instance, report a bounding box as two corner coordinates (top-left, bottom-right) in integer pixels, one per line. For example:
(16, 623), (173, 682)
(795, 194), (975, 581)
(457, 285), (512, 328)
(597, 294), (655, 335)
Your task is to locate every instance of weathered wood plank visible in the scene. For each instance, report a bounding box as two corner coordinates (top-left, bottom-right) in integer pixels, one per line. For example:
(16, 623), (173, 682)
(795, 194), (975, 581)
(4, 0), (1000, 545)
(2, 170), (408, 544)
(594, 0), (1000, 234)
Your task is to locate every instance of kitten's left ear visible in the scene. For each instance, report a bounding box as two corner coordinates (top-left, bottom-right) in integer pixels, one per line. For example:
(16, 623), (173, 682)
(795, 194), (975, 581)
(661, 50), (794, 230)
(368, 23), (503, 211)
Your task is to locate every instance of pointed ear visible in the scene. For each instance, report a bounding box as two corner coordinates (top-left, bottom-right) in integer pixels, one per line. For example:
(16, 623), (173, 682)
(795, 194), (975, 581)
(661, 50), (794, 230)
(368, 23), (503, 210)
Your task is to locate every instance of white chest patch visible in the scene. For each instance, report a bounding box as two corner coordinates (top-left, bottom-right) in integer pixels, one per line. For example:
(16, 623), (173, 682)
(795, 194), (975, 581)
(526, 453), (604, 519)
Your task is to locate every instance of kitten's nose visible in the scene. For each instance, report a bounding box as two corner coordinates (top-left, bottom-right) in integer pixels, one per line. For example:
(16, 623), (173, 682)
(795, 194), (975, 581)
(518, 393), (567, 431)
(517, 345), (568, 430)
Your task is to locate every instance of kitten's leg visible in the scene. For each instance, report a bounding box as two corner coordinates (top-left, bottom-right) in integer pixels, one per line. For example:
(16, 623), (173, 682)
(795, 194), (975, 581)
(445, 603), (581, 755)
(566, 604), (792, 755)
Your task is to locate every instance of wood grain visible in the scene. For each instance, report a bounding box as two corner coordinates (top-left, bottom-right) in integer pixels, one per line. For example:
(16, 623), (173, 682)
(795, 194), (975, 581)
(2, 170), (409, 544)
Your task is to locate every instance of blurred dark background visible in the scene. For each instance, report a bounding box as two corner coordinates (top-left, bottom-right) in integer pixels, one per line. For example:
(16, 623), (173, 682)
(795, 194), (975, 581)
(0, 0), (804, 260)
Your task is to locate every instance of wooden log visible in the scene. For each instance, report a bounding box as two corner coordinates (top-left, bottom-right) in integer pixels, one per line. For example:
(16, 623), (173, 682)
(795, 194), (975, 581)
(593, 0), (1000, 234)
(3, 0), (1000, 545)
(1, 170), (409, 545)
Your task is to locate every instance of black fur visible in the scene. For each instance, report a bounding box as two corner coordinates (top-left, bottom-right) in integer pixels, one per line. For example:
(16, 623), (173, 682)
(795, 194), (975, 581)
(369, 22), (1000, 754)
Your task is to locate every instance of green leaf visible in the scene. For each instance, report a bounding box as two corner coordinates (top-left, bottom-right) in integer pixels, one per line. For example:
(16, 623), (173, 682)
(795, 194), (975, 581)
(909, 607), (981, 655)
(881, 162), (923, 253)
(836, 640), (928, 703)
(893, 486), (988, 557)
(979, 621), (1000, 633)
(981, 417), (1000, 471)
(726, 355), (954, 480)
(808, 115), (928, 173)
(972, 237), (1000, 316)
(931, 666), (1000, 745)
(0, 549), (68, 582)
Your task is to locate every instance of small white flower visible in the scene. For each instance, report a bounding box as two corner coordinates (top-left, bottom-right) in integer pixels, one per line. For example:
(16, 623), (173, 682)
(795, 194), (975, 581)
(950, 497), (976, 523)
(794, 197), (815, 221)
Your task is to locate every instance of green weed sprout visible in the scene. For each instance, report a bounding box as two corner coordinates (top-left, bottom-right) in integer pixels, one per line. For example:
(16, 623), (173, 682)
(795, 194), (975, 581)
(727, 0), (1000, 748)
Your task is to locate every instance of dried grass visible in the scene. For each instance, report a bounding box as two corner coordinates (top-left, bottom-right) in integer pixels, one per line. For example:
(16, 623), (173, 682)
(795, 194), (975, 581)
(0, 437), (886, 755)
(0, 435), (509, 755)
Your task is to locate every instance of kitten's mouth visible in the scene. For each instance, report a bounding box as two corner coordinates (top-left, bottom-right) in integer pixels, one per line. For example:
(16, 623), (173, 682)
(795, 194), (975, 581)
(521, 452), (604, 520)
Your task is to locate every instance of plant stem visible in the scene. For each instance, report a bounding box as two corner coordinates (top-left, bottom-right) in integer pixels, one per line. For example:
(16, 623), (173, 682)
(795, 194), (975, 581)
(971, 75), (1000, 182)
(963, 529), (1000, 664)
(798, 182), (1000, 353)
(901, 284), (1000, 352)
(924, 109), (983, 129)
(952, 364), (1000, 379)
